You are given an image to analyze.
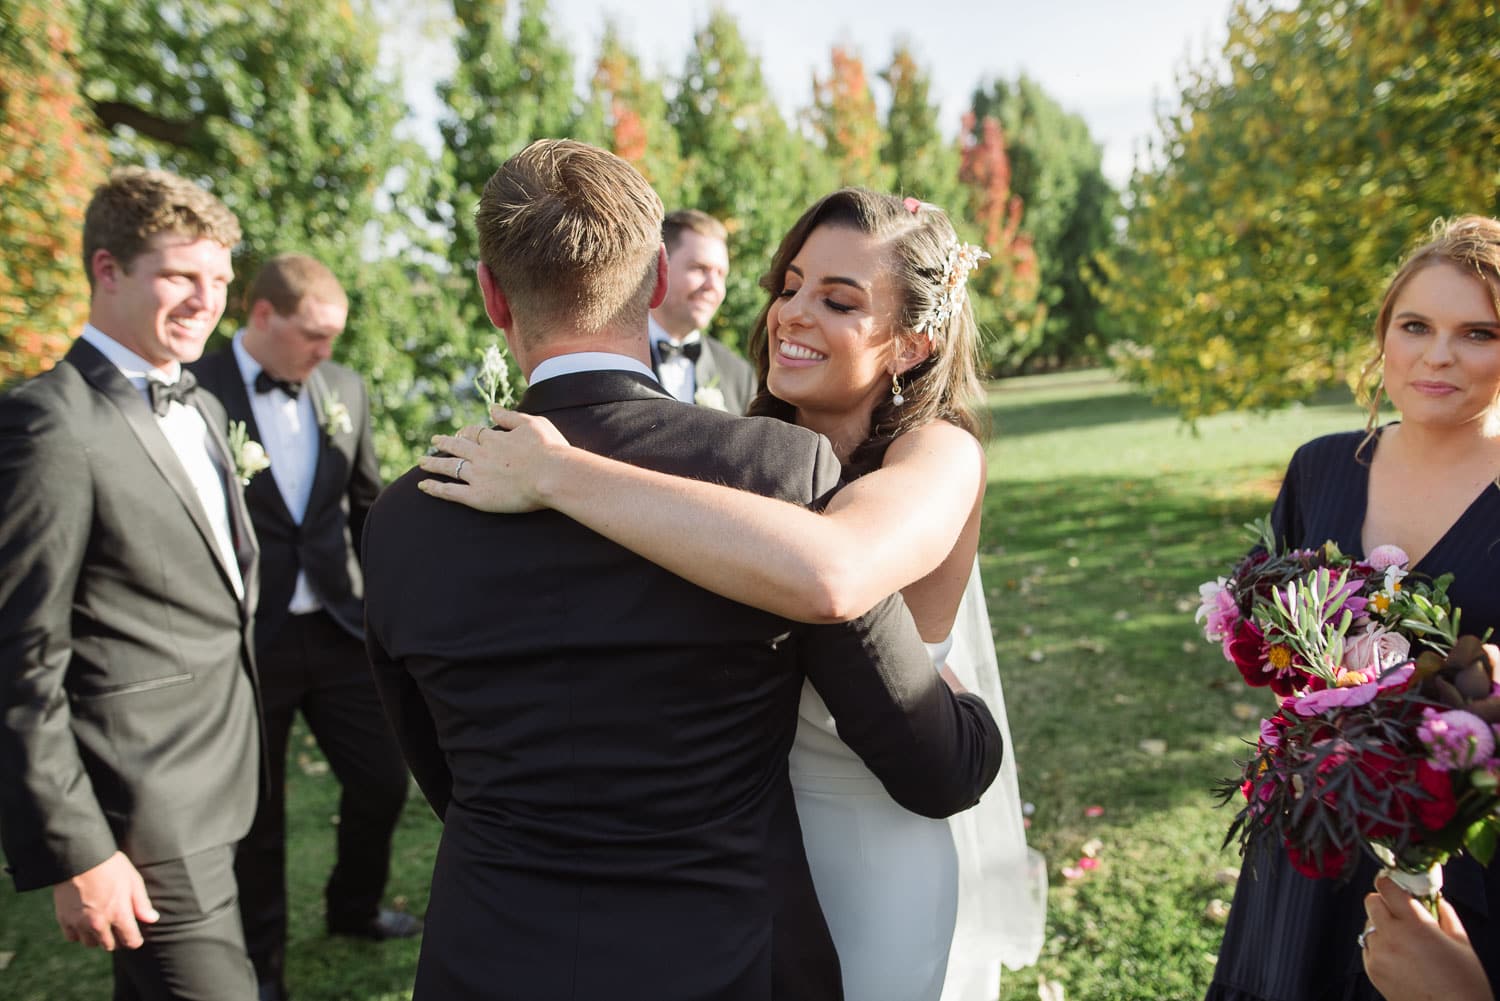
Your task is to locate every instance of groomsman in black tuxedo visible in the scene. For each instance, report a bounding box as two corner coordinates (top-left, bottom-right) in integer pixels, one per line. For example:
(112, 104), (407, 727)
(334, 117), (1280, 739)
(0, 167), (261, 1000)
(363, 139), (1003, 999)
(190, 255), (414, 1001)
(649, 209), (756, 413)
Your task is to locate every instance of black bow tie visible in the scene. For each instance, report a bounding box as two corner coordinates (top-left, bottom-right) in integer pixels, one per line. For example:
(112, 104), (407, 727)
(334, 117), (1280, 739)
(656, 338), (702, 363)
(254, 370), (302, 399)
(148, 371), (198, 417)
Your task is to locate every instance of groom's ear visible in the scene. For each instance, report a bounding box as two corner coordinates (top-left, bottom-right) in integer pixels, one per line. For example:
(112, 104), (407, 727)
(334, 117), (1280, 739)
(648, 244), (668, 310)
(477, 263), (513, 331)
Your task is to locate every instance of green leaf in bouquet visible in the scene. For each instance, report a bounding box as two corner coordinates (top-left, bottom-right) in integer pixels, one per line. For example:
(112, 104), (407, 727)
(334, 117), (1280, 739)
(1463, 817), (1500, 867)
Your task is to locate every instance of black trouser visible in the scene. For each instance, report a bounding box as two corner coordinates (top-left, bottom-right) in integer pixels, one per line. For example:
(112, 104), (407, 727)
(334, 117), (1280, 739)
(235, 610), (409, 989)
(113, 845), (258, 1001)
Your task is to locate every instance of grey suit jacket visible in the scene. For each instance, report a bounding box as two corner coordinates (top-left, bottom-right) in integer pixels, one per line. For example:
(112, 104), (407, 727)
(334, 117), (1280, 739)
(0, 338), (261, 890)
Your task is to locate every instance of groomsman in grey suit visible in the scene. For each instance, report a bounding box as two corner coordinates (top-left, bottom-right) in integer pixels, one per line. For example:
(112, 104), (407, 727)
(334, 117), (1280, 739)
(0, 167), (261, 1000)
(190, 255), (414, 1001)
(649, 209), (756, 414)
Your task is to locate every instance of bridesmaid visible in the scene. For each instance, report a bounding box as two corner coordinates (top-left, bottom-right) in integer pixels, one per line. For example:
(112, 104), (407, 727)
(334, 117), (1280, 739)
(1207, 214), (1500, 1000)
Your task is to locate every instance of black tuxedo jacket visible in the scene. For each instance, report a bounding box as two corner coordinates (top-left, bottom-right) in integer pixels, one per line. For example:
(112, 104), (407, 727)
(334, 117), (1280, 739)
(363, 369), (1002, 1000)
(0, 339), (261, 891)
(652, 334), (757, 415)
(191, 350), (382, 647)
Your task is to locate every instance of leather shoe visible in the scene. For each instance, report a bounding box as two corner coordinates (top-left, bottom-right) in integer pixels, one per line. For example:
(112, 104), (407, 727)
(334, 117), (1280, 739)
(328, 908), (423, 941)
(257, 982), (289, 1001)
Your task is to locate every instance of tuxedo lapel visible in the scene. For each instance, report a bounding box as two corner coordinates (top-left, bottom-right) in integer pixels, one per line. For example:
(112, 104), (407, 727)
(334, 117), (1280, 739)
(67, 340), (247, 607)
(197, 349), (295, 530)
(517, 370), (676, 416)
(303, 367), (339, 512)
(693, 346), (720, 402)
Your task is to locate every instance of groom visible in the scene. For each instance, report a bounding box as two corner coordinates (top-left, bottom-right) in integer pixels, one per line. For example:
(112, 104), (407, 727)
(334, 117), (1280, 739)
(361, 139), (1003, 1000)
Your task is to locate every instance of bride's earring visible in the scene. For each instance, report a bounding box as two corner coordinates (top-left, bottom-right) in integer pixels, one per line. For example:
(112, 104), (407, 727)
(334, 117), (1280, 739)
(890, 373), (905, 407)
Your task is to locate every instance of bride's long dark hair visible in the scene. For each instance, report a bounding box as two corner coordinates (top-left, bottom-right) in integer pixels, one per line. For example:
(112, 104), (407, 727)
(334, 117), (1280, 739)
(746, 188), (988, 479)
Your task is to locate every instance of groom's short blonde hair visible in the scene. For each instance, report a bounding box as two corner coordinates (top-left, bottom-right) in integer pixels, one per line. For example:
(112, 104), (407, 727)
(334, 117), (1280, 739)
(475, 140), (663, 339)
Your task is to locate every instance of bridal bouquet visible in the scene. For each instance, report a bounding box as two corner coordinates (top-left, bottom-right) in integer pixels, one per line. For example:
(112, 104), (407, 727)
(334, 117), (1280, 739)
(1199, 520), (1500, 899)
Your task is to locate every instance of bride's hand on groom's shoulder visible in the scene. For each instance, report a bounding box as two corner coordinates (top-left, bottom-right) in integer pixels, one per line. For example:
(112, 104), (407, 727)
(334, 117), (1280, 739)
(417, 408), (569, 513)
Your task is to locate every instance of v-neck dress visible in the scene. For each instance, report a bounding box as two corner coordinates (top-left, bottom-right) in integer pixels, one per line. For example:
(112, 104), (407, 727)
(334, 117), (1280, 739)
(1207, 430), (1500, 1001)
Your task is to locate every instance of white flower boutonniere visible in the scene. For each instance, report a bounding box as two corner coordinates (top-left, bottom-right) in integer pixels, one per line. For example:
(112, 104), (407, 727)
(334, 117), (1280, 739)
(227, 420), (270, 485)
(476, 341), (516, 409)
(694, 379), (727, 411)
(322, 390), (353, 438)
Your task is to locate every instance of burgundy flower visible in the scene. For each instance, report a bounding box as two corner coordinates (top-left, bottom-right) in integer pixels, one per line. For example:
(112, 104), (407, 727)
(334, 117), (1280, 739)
(1287, 840), (1350, 880)
(1413, 762), (1458, 831)
(1228, 620), (1269, 679)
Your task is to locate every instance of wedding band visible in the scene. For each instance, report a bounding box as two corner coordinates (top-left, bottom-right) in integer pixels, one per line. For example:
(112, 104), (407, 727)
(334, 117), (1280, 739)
(1357, 923), (1375, 949)
(454, 458), (468, 481)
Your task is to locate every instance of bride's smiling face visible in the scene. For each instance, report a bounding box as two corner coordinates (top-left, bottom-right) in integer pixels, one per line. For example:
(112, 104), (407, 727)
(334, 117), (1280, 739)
(766, 224), (903, 423)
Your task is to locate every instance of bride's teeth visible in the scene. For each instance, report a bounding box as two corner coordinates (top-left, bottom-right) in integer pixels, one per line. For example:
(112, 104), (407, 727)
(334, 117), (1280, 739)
(779, 341), (825, 361)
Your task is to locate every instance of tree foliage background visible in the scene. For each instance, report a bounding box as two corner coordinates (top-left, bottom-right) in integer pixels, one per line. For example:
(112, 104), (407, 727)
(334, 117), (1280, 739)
(1100, 0), (1500, 419)
(3, 0), (1124, 469)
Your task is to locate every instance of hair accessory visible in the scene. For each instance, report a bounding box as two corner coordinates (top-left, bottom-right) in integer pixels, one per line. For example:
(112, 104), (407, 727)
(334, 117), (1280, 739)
(914, 240), (991, 341)
(890, 372), (905, 406)
(903, 197), (923, 215)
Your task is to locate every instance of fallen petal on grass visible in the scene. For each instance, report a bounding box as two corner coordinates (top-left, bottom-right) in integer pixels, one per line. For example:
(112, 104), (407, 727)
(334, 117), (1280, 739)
(0, 951), (13, 971)
(1038, 974), (1067, 1001)
(1138, 738), (1168, 756)
(1027, 650), (1045, 663)
(1084, 805), (1105, 818)
(1231, 702), (1256, 721)
(1205, 899), (1231, 923)
(1062, 865), (1085, 881)
(1079, 857), (1100, 871)
(1081, 838), (1103, 858)
(1214, 867), (1240, 886)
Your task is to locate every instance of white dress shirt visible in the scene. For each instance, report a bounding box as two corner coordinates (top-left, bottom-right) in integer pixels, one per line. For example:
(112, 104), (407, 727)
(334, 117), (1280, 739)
(232, 331), (321, 613)
(80, 325), (243, 598)
(648, 316), (698, 403)
(528, 351), (658, 385)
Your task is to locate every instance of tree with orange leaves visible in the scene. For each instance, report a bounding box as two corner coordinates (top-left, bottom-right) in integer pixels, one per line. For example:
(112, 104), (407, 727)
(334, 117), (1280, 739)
(808, 46), (892, 191)
(587, 24), (684, 202)
(0, 1), (108, 386)
(959, 113), (1044, 371)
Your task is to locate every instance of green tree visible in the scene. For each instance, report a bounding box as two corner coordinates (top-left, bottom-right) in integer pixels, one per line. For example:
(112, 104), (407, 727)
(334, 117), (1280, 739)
(0, 0), (108, 385)
(958, 112), (1044, 373)
(879, 44), (963, 213)
(71, 0), (462, 474)
(971, 75), (1116, 369)
(586, 23), (685, 206)
(670, 9), (835, 351)
(807, 46), (893, 191)
(1101, 0), (1500, 419)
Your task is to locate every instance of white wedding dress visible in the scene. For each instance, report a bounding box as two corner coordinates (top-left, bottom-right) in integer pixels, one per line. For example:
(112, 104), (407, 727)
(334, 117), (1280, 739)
(789, 560), (1046, 1001)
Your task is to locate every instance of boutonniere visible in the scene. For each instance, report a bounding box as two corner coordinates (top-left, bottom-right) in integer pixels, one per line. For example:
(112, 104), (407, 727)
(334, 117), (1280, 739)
(476, 341), (517, 409)
(227, 420), (270, 485)
(322, 389), (353, 437)
(694, 377), (727, 411)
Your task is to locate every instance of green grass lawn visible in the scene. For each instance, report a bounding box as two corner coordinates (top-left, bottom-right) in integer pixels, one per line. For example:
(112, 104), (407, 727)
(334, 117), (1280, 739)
(0, 370), (1375, 1000)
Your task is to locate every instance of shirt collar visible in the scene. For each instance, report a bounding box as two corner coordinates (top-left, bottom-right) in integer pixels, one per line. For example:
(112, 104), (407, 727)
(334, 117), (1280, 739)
(230, 329), (265, 386)
(528, 351), (657, 385)
(648, 315), (700, 347)
(80, 324), (183, 385)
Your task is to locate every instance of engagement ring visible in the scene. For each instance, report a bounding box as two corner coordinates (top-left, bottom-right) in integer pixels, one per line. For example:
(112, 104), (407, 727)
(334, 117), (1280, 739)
(455, 459), (468, 481)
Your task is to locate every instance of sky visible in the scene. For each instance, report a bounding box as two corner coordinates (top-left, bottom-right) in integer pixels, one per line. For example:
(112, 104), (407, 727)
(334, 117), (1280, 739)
(385, 0), (1248, 187)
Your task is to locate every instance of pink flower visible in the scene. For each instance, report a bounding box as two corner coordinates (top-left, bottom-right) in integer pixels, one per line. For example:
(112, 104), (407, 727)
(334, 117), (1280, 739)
(1342, 626), (1412, 676)
(1062, 865), (1085, 881)
(1366, 544), (1410, 572)
(1419, 709), (1496, 771)
(1084, 805), (1105, 818)
(1197, 577), (1240, 643)
(1079, 857), (1100, 871)
(1291, 664), (1415, 716)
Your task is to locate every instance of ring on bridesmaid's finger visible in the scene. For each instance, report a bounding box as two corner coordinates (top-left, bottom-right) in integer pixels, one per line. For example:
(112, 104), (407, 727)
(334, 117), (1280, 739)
(1357, 923), (1375, 949)
(454, 458), (468, 481)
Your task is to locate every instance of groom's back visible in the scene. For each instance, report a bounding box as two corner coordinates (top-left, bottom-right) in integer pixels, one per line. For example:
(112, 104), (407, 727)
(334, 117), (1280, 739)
(363, 376), (842, 1000)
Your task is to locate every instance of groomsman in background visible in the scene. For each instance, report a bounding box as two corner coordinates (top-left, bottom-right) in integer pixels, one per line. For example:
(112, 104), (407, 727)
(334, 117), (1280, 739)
(191, 255), (415, 1001)
(649, 209), (756, 413)
(0, 167), (260, 999)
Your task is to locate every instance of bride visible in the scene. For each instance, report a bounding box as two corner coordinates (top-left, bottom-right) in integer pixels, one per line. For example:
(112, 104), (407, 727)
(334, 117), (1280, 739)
(420, 188), (1045, 1000)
